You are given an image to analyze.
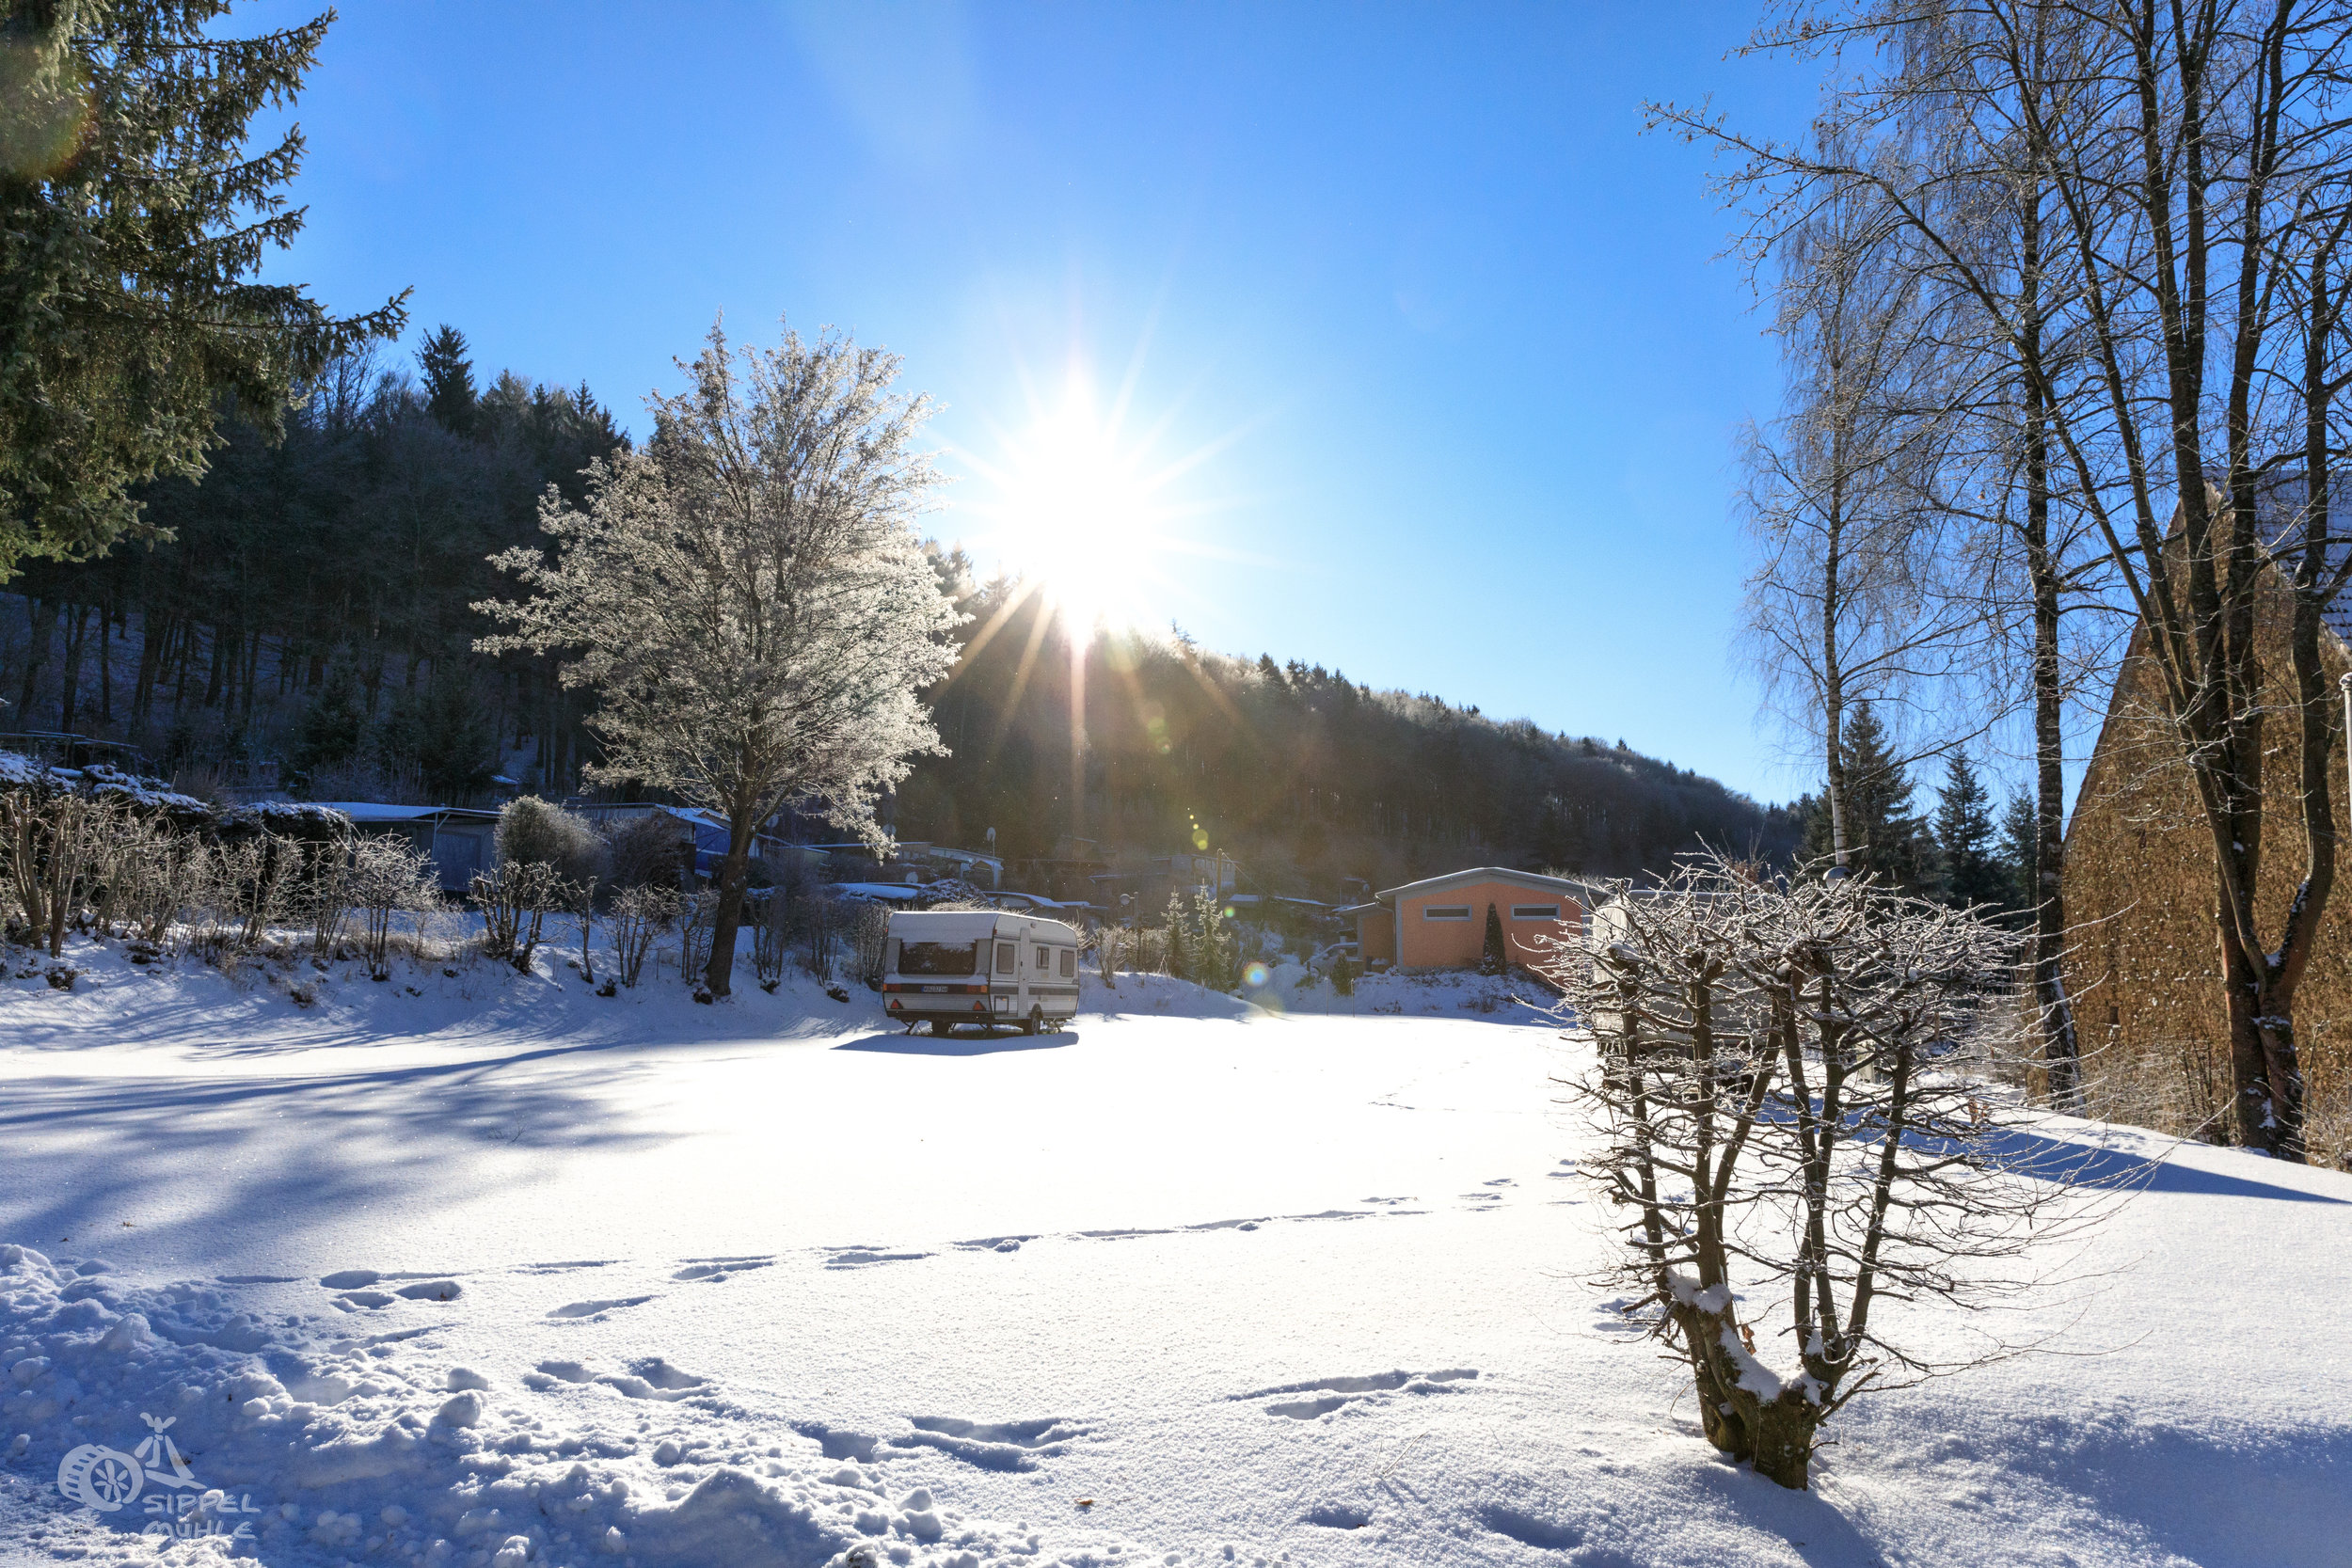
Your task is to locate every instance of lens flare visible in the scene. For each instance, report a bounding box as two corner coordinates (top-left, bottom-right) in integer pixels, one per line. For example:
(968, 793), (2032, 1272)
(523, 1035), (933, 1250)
(1244, 961), (1271, 989)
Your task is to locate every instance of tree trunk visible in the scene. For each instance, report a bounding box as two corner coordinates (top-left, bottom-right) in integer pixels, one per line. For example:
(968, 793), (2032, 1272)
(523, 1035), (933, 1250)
(57, 602), (88, 734)
(19, 595), (55, 722)
(702, 813), (757, 997)
(97, 603), (113, 725)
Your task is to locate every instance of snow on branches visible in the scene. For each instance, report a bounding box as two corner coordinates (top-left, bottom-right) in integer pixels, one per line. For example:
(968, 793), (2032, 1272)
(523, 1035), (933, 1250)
(475, 320), (960, 994)
(1551, 854), (2087, 1489)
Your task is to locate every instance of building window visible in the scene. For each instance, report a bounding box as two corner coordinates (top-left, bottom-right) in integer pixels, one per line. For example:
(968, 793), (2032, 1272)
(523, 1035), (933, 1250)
(1422, 905), (1472, 921)
(1059, 949), (1075, 978)
(1511, 905), (1560, 921)
(995, 942), (1015, 974)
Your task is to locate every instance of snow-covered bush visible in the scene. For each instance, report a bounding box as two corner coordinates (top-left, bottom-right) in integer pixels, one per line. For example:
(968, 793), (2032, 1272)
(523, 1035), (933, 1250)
(608, 883), (677, 989)
(349, 837), (442, 980)
(496, 796), (607, 887)
(471, 861), (570, 973)
(602, 813), (690, 892)
(1554, 854), (2073, 1489)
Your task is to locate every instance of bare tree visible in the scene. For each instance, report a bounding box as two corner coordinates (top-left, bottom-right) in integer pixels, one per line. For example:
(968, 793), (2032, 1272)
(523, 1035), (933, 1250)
(1667, 0), (2352, 1160)
(478, 321), (961, 995)
(1559, 857), (2075, 1489)
(1741, 155), (1981, 875)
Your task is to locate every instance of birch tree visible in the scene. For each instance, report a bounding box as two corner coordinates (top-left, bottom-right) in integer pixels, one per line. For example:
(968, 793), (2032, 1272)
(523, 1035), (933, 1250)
(1740, 163), (1976, 872)
(1672, 0), (2352, 1161)
(477, 322), (959, 996)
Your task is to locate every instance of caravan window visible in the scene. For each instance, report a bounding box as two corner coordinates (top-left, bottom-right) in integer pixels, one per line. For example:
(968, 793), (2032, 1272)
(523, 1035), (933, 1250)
(1035, 944), (1050, 969)
(1059, 949), (1075, 978)
(995, 942), (1016, 974)
(898, 941), (978, 976)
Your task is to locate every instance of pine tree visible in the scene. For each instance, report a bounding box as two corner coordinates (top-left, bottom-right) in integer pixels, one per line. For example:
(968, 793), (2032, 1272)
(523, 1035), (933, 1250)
(0, 0), (405, 576)
(1997, 791), (2040, 915)
(418, 325), (479, 436)
(1479, 901), (1507, 974)
(290, 656), (367, 779)
(1931, 753), (2007, 908)
(1804, 703), (1931, 893)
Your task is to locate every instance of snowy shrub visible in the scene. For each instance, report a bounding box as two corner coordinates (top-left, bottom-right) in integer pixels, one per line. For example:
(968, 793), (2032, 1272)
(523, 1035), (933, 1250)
(471, 861), (571, 973)
(849, 899), (891, 989)
(602, 813), (690, 891)
(797, 891), (839, 980)
(350, 837), (441, 980)
(1555, 855), (2075, 1489)
(187, 833), (297, 962)
(0, 790), (104, 957)
(1329, 950), (1354, 996)
(608, 883), (677, 988)
(496, 796), (607, 888)
(94, 812), (204, 947)
(675, 891), (715, 985)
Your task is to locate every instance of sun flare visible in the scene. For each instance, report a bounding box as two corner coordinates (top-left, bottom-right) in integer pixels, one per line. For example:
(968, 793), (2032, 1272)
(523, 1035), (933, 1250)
(981, 380), (1179, 632)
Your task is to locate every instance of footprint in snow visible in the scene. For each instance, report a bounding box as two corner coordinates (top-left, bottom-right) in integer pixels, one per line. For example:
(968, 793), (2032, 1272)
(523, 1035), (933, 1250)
(516, 1259), (615, 1275)
(888, 1416), (1089, 1472)
(1239, 1368), (1479, 1418)
(548, 1296), (656, 1321)
(524, 1360), (596, 1389)
(953, 1236), (1037, 1254)
(672, 1259), (774, 1282)
(596, 1357), (708, 1402)
(823, 1248), (932, 1269)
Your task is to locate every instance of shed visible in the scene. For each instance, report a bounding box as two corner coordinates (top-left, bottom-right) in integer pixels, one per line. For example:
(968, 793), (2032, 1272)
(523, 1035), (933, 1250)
(313, 802), (502, 893)
(1356, 866), (1586, 971)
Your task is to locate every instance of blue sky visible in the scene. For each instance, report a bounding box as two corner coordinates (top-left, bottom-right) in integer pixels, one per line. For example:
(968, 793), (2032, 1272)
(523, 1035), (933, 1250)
(250, 2), (1820, 802)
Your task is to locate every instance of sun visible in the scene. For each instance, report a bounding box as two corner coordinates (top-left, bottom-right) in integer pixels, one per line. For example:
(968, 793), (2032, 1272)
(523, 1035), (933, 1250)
(981, 379), (1178, 632)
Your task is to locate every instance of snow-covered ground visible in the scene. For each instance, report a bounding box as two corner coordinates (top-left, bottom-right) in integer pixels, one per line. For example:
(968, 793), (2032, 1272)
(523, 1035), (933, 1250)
(1, 940), (2347, 1567)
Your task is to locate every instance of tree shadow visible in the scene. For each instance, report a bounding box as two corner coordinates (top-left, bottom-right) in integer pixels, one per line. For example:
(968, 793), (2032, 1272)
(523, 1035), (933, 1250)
(834, 1028), (1078, 1057)
(0, 1042), (672, 1268)
(1986, 1126), (2350, 1204)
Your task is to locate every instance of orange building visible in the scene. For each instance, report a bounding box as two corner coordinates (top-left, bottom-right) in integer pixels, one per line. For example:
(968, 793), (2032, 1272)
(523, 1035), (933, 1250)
(1352, 867), (1585, 970)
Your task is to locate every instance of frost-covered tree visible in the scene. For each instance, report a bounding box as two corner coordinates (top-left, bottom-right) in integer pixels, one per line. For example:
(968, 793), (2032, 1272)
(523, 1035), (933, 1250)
(1559, 857), (2074, 1488)
(477, 322), (959, 995)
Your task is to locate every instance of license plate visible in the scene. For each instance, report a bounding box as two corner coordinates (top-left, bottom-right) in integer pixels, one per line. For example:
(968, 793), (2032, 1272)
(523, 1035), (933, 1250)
(922, 985), (948, 993)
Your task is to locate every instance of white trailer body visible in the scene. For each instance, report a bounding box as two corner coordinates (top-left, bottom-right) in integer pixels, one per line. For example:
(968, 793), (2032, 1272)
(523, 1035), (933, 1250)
(881, 909), (1084, 1035)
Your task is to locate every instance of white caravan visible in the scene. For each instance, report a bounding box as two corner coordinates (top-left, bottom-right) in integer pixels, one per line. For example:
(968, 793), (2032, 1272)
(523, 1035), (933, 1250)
(881, 909), (1083, 1036)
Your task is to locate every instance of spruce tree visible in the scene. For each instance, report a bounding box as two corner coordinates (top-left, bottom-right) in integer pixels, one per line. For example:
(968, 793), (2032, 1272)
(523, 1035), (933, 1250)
(1803, 704), (1932, 893)
(1997, 791), (2040, 915)
(0, 0), (405, 576)
(1931, 753), (2007, 908)
(418, 325), (479, 436)
(1479, 900), (1506, 974)
(290, 656), (367, 781)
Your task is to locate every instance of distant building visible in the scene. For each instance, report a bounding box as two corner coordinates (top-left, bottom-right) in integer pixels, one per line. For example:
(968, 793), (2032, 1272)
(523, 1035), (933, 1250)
(1350, 866), (1586, 971)
(316, 803), (501, 892)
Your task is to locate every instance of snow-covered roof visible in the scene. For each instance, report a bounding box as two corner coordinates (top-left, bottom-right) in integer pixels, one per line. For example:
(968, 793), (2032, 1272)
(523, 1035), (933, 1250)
(310, 802), (441, 824)
(1375, 866), (1586, 904)
(831, 881), (923, 902)
(885, 910), (1000, 940)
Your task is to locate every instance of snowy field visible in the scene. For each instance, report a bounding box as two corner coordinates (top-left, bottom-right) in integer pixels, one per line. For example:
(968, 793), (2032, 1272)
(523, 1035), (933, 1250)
(1, 942), (2347, 1568)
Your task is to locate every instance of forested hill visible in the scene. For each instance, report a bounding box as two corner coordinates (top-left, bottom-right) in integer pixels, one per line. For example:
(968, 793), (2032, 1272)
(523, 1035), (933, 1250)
(898, 565), (1798, 897)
